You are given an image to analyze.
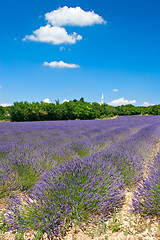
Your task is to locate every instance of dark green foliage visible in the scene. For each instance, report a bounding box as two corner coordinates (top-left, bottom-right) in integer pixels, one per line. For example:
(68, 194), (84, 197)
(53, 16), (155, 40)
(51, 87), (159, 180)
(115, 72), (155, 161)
(9, 99), (160, 122)
(10, 101), (56, 121)
(55, 99), (60, 105)
(0, 106), (11, 121)
(0, 106), (4, 114)
(80, 97), (85, 102)
(115, 104), (141, 116)
(141, 105), (160, 115)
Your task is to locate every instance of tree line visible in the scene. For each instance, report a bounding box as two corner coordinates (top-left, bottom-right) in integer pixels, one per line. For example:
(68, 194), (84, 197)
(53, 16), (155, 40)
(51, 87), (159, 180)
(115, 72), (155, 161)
(1, 99), (160, 122)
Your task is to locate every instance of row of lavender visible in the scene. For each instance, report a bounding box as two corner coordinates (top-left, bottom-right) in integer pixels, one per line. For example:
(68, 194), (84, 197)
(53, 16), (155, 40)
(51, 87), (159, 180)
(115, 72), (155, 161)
(0, 116), (160, 237)
(132, 150), (160, 216)
(1, 116), (158, 196)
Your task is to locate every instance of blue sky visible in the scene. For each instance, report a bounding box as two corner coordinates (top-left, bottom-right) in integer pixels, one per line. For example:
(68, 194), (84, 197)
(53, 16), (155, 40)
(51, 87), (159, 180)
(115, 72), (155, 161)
(0, 0), (160, 106)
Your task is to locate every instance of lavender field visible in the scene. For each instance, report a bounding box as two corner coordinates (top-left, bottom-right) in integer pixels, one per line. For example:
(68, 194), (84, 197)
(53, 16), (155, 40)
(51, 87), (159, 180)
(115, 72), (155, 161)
(0, 116), (160, 239)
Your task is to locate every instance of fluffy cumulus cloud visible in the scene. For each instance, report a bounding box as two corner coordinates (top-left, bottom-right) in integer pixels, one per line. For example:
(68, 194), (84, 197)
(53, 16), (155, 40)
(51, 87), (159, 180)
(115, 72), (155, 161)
(63, 99), (69, 103)
(142, 101), (154, 107)
(43, 98), (51, 103)
(23, 6), (105, 45)
(108, 98), (136, 106)
(142, 101), (150, 107)
(0, 103), (12, 107)
(113, 89), (119, 92)
(45, 6), (106, 27)
(43, 61), (80, 68)
(23, 25), (82, 45)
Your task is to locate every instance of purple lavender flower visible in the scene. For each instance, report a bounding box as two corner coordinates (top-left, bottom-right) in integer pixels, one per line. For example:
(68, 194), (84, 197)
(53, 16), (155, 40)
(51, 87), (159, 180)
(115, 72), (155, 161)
(132, 153), (160, 216)
(6, 157), (124, 236)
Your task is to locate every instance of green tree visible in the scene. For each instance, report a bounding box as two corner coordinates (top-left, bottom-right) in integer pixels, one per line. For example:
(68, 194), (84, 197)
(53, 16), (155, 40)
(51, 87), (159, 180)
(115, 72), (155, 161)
(80, 97), (84, 102)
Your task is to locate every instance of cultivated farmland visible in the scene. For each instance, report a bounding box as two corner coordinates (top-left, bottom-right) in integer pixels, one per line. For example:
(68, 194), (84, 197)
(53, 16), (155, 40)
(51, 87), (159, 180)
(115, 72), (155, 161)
(0, 116), (160, 239)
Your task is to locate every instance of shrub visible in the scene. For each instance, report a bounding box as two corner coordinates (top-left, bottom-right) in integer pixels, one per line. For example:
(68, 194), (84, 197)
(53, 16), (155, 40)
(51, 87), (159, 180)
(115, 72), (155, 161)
(6, 157), (124, 238)
(132, 154), (160, 216)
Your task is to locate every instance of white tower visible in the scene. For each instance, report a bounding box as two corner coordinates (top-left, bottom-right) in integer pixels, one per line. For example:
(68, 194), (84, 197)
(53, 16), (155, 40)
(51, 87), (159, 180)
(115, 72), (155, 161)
(101, 94), (104, 104)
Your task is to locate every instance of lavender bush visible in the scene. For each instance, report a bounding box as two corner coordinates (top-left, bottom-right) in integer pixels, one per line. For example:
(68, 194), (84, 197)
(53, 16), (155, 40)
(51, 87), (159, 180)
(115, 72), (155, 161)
(0, 115), (159, 237)
(0, 149), (47, 197)
(91, 122), (160, 185)
(132, 153), (160, 216)
(7, 158), (124, 237)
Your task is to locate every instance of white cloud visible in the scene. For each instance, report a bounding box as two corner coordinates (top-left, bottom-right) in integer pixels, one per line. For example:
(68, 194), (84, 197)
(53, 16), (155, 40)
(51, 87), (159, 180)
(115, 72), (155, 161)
(108, 98), (136, 106)
(43, 98), (51, 103)
(113, 89), (118, 92)
(63, 99), (69, 103)
(43, 61), (80, 68)
(45, 6), (106, 27)
(0, 86), (2, 89)
(23, 24), (82, 45)
(142, 101), (154, 106)
(142, 101), (149, 107)
(0, 103), (12, 107)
